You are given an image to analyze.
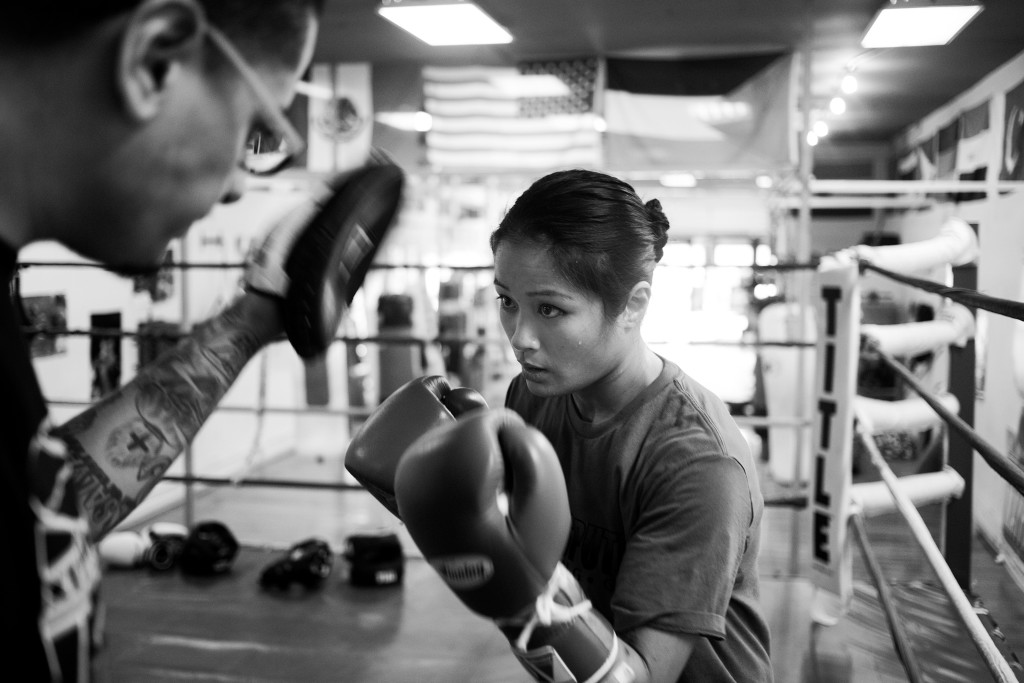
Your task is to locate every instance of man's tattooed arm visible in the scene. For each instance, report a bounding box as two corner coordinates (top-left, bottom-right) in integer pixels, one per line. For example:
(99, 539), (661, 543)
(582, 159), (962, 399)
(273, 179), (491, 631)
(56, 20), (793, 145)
(54, 295), (282, 539)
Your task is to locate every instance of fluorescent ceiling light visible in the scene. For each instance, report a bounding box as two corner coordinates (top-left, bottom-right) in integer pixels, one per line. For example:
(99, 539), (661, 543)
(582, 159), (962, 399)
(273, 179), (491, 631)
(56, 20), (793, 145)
(660, 172), (698, 188)
(861, 0), (983, 48)
(375, 111), (434, 131)
(378, 0), (512, 46)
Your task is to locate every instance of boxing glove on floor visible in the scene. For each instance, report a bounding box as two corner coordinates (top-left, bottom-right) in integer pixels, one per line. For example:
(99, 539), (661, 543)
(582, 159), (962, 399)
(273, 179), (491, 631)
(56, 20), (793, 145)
(97, 522), (188, 571)
(395, 409), (634, 683)
(344, 375), (487, 517)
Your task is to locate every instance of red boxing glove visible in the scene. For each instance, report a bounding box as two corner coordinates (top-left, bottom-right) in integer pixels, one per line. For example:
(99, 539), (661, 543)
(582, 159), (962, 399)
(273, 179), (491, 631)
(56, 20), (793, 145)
(344, 375), (487, 517)
(395, 409), (635, 683)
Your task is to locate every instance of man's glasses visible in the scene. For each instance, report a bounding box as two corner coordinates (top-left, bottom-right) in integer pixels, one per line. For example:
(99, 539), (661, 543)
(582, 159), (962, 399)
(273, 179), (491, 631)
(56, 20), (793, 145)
(205, 24), (307, 176)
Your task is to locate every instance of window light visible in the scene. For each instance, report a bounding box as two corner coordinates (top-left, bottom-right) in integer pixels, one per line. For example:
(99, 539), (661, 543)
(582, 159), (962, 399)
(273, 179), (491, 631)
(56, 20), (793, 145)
(861, 0), (983, 48)
(378, 0), (512, 46)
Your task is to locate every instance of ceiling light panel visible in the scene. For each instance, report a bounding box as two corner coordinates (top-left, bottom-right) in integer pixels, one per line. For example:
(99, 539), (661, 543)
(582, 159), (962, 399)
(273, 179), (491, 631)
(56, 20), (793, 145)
(378, 0), (513, 46)
(861, 1), (983, 48)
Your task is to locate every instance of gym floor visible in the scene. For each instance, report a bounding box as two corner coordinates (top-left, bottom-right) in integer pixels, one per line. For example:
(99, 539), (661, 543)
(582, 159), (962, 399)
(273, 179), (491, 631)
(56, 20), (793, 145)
(91, 446), (1024, 682)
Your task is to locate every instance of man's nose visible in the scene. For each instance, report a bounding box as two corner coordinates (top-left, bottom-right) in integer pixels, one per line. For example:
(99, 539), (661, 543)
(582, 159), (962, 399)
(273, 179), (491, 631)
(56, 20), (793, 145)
(219, 168), (247, 204)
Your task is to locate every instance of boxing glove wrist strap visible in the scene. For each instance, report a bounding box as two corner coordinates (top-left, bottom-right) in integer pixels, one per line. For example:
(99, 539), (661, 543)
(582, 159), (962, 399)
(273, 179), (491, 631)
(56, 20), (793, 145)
(500, 564), (635, 683)
(514, 564), (596, 651)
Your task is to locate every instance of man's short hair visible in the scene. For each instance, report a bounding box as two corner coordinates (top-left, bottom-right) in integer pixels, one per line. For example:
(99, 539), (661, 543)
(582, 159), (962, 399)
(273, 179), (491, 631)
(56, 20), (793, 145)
(1, 0), (326, 66)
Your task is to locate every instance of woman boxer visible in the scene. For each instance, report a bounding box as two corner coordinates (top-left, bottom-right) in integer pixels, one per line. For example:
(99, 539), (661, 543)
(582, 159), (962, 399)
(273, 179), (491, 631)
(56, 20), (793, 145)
(488, 169), (773, 681)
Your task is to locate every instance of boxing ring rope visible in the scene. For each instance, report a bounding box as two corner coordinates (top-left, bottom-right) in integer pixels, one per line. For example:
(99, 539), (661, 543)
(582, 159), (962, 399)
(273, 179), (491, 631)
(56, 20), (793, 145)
(863, 339), (1024, 497)
(20, 252), (823, 512)
(853, 416), (1017, 683)
(859, 263), (1024, 323)
(15, 260), (820, 273)
(812, 216), (1024, 682)
(20, 324), (816, 351)
(847, 510), (926, 683)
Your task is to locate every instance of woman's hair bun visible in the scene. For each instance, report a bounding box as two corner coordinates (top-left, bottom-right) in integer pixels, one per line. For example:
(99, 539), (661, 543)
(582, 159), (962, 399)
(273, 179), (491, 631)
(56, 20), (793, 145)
(645, 198), (670, 237)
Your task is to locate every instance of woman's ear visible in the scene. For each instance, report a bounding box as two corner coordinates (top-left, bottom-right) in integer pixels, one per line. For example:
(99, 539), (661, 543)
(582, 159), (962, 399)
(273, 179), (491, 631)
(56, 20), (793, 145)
(115, 0), (205, 121)
(620, 281), (652, 329)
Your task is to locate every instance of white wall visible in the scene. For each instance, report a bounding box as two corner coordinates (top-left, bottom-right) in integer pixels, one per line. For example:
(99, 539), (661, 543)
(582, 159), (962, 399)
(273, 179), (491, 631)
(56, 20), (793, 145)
(22, 183), (354, 525)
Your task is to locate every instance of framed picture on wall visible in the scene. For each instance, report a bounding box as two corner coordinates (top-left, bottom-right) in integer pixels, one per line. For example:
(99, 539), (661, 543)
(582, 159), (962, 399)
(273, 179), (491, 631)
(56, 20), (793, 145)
(22, 293), (68, 358)
(90, 312), (122, 400)
(132, 246), (175, 302)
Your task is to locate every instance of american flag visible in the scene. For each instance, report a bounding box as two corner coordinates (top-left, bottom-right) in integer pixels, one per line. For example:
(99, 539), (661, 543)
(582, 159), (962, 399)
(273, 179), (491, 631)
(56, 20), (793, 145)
(422, 59), (602, 171)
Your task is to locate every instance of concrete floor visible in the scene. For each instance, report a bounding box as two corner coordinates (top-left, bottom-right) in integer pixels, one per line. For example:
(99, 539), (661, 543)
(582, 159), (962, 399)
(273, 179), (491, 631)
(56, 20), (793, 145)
(90, 449), (1024, 682)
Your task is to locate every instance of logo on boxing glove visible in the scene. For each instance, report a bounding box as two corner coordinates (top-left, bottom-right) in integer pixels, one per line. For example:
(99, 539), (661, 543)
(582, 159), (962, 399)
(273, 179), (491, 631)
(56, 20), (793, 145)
(431, 555), (495, 590)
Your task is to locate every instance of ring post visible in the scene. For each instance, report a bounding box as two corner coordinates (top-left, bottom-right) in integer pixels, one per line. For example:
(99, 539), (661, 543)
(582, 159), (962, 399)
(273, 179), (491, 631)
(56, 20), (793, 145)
(809, 258), (860, 623)
(946, 260), (977, 590)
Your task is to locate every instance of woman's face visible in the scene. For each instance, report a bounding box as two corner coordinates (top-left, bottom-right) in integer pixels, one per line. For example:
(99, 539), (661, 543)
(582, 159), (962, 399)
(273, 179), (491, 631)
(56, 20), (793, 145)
(493, 240), (627, 398)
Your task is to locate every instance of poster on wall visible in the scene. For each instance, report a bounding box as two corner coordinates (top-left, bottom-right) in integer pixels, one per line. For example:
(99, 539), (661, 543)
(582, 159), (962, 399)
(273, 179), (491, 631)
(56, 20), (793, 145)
(22, 293), (67, 358)
(976, 310), (988, 400)
(936, 120), (959, 180)
(1001, 416), (1024, 559)
(90, 312), (122, 400)
(954, 100), (990, 202)
(1001, 264), (1024, 560)
(1001, 78), (1024, 181)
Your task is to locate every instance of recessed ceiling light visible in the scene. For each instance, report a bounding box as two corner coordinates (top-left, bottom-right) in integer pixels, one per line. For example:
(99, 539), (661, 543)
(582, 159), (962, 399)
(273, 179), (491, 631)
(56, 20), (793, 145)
(378, 0), (513, 46)
(861, 0), (983, 48)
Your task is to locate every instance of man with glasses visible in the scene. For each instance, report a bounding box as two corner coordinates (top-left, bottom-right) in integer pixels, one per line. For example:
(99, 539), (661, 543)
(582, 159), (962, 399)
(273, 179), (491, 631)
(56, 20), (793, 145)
(0, 1), (329, 679)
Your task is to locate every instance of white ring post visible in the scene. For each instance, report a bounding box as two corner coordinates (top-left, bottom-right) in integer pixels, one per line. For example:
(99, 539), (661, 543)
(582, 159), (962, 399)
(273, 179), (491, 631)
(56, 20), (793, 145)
(809, 259), (860, 624)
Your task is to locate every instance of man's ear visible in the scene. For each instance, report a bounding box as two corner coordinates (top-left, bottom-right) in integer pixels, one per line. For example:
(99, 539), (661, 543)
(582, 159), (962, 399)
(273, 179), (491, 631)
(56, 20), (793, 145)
(620, 281), (652, 329)
(115, 0), (205, 121)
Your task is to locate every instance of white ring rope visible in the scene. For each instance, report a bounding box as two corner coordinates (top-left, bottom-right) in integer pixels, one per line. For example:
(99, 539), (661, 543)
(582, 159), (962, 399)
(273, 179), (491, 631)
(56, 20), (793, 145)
(851, 467), (964, 518)
(847, 216), (978, 274)
(854, 393), (960, 435)
(862, 302), (975, 358)
(852, 414), (1018, 683)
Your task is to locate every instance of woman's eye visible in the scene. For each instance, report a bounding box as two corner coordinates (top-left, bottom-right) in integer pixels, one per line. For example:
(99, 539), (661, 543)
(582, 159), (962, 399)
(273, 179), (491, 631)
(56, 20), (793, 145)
(496, 295), (515, 310)
(538, 304), (562, 318)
